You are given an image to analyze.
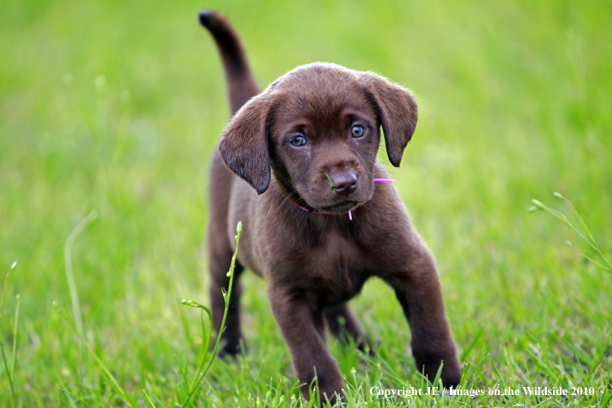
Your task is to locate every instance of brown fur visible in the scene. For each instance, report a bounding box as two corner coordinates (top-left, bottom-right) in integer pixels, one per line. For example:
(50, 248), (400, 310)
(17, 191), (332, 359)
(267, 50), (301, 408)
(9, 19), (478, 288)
(199, 10), (461, 404)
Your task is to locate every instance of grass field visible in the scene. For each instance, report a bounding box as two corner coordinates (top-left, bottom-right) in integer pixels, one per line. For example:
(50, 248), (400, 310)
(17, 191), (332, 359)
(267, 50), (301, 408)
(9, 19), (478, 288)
(1, 0), (611, 406)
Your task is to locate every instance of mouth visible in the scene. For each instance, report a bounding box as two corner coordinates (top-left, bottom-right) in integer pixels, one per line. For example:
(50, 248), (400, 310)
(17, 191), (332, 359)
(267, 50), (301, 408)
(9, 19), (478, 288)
(319, 200), (359, 213)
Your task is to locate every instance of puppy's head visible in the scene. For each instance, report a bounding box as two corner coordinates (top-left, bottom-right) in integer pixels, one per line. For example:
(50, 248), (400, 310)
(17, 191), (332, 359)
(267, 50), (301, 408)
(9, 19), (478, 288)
(218, 63), (417, 212)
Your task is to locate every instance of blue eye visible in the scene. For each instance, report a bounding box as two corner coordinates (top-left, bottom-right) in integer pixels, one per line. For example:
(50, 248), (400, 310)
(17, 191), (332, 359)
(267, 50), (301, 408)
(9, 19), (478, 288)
(351, 125), (365, 138)
(290, 136), (306, 146)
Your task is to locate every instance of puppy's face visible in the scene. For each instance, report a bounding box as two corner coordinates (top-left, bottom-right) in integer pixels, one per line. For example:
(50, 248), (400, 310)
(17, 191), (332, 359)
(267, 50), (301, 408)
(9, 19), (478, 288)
(268, 75), (381, 212)
(218, 63), (418, 210)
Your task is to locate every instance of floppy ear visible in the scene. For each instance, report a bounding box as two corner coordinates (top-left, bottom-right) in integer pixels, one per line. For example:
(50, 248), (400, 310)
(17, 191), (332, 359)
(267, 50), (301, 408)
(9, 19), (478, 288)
(218, 94), (272, 194)
(360, 72), (418, 167)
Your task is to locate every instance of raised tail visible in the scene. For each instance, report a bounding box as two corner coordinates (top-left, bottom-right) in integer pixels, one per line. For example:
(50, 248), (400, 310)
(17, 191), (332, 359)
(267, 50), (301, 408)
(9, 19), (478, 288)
(199, 10), (260, 115)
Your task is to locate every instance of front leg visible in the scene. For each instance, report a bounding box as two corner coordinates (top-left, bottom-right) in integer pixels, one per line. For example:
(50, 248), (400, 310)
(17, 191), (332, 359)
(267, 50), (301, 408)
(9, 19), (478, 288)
(268, 287), (344, 405)
(384, 249), (461, 388)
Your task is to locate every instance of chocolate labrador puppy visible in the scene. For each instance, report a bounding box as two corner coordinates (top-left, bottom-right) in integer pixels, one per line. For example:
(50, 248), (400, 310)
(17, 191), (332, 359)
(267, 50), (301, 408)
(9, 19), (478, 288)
(199, 10), (461, 404)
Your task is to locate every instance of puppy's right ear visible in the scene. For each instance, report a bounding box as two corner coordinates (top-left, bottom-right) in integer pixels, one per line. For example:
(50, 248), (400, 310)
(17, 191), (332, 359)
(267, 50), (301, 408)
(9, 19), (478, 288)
(218, 94), (272, 194)
(359, 72), (418, 168)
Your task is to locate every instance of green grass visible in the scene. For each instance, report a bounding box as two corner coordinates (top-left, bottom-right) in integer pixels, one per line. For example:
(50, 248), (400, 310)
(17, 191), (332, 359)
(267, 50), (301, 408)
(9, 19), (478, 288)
(1, 0), (611, 406)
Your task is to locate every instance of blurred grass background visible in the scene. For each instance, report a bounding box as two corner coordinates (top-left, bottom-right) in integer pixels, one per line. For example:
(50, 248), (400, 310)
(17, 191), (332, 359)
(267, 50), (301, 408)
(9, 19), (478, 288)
(1, 0), (611, 406)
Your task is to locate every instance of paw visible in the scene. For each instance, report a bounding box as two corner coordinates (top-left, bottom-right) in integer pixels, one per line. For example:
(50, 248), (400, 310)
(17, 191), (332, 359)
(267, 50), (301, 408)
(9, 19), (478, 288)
(417, 358), (461, 388)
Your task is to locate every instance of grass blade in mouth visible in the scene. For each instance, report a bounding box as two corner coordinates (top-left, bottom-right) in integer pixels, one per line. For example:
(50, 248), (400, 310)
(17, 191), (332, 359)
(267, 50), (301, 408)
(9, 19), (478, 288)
(325, 173), (336, 194)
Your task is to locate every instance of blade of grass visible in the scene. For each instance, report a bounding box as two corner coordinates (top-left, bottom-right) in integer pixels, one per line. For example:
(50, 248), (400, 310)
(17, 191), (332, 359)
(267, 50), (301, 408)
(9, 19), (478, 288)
(54, 303), (138, 408)
(325, 173), (336, 195)
(142, 389), (157, 408)
(0, 261), (17, 322)
(308, 366), (321, 407)
(566, 240), (612, 272)
(179, 299), (213, 391)
(555, 193), (609, 255)
(101, 390), (116, 408)
(432, 361), (443, 394)
(531, 195), (612, 272)
(196, 311), (211, 378)
(64, 211), (98, 338)
(530, 199), (594, 249)
(177, 302), (196, 351)
(11, 294), (20, 401)
(54, 372), (79, 408)
(180, 221), (243, 407)
(555, 192), (612, 271)
(1, 261), (18, 407)
(601, 388), (612, 406)
(461, 326), (484, 361)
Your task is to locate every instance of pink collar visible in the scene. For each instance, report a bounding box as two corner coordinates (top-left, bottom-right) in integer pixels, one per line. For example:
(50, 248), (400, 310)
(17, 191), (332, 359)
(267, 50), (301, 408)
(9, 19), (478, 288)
(294, 178), (393, 221)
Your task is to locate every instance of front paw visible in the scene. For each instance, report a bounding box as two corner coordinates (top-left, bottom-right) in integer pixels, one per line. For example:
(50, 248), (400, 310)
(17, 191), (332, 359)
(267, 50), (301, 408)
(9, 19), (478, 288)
(307, 372), (345, 406)
(414, 351), (461, 388)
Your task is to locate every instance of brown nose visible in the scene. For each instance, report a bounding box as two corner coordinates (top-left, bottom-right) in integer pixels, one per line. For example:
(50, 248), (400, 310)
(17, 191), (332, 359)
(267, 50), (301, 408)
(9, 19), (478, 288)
(330, 172), (357, 195)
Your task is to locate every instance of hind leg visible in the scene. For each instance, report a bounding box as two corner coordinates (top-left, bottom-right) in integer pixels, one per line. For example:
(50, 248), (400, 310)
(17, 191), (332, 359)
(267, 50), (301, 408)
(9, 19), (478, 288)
(207, 152), (247, 356)
(325, 303), (374, 354)
(209, 244), (245, 356)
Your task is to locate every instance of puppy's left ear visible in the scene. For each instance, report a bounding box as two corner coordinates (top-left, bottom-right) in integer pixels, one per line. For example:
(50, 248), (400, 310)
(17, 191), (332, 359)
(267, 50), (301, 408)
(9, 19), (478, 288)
(219, 94), (273, 194)
(360, 72), (418, 167)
